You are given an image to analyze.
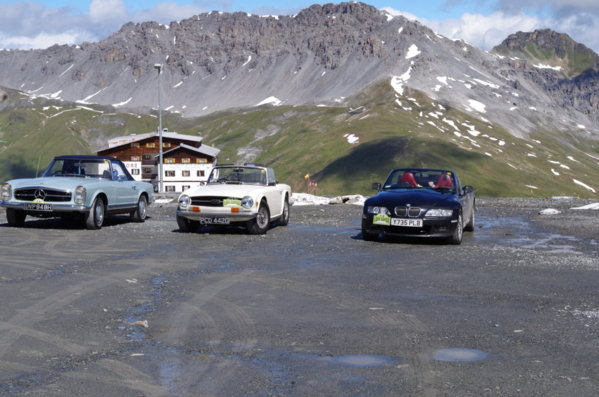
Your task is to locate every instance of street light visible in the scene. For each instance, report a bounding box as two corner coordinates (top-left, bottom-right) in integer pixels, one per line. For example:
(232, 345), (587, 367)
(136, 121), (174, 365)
(154, 63), (163, 193)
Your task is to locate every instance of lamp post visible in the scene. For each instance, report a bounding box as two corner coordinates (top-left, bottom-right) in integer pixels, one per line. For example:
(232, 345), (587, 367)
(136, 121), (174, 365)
(154, 63), (163, 193)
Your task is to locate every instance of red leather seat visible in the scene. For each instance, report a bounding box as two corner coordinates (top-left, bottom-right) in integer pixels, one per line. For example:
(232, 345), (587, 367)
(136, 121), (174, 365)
(400, 172), (418, 187)
(436, 173), (454, 189)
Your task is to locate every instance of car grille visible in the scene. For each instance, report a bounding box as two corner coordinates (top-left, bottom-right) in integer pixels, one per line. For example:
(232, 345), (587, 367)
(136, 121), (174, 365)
(394, 206), (423, 217)
(190, 196), (226, 207)
(14, 188), (72, 202)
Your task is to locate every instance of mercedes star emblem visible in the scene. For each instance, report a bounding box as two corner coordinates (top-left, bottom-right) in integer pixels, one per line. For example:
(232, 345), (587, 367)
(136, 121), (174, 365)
(34, 189), (46, 200)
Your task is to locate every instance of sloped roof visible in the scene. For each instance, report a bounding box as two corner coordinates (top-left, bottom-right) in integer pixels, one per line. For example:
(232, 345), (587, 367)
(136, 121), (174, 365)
(102, 131), (203, 151)
(159, 143), (220, 159)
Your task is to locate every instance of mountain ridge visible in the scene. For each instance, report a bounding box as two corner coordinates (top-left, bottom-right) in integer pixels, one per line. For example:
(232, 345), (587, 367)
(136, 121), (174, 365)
(0, 2), (597, 197)
(0, 2), (597, 139)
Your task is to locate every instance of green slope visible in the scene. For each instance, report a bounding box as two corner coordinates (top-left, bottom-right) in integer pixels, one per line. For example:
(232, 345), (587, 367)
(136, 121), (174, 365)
(1, 82), (598, 198)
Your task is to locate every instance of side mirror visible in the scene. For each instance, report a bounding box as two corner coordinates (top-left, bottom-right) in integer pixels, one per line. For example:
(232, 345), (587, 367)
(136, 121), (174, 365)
(372, 182), (382, 191)
(463, 185), (473, 194)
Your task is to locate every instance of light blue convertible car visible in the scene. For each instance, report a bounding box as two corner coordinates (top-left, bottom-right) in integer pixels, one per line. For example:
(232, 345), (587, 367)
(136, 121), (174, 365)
(0, 155), (154, 229)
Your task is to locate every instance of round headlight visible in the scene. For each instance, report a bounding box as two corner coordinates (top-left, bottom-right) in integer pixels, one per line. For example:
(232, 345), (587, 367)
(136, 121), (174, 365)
(179, 194), (191, 209)
(74, 186), (86, 205)
(1, 183), (11, 201)
(367, 206), (389, 215)
(241, 196), (254, 209)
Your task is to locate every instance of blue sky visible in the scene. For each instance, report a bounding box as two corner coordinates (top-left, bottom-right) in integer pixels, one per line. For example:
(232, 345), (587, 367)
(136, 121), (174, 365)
(0, 0), (598, 52)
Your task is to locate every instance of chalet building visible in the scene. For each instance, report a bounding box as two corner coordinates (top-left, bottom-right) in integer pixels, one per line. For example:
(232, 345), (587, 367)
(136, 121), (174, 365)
(97, 130), (220, 192)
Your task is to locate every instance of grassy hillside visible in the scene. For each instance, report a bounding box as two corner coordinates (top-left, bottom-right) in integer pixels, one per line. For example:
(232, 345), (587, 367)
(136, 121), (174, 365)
(1, 82), (598, 198)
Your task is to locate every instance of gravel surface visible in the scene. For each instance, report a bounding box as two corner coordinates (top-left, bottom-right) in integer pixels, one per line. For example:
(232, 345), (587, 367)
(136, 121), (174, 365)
(0, 197), (598, 396)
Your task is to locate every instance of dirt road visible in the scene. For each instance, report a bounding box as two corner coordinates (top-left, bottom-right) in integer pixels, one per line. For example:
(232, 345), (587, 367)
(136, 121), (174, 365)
(0, 198), (598, 396)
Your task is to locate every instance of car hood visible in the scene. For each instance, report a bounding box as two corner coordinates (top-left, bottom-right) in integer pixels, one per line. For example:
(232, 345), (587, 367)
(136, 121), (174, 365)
(182, 183), (270, 198)
(6, 176), (105, 190)
(365, 189), (459, 208)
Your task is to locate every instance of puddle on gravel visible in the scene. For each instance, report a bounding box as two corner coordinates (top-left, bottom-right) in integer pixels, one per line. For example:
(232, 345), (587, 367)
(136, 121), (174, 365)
(322, 354), (397, 367)
(432, 348), (488, 362)
(475, 215), (586, 253)
(122, 274), (171, 343)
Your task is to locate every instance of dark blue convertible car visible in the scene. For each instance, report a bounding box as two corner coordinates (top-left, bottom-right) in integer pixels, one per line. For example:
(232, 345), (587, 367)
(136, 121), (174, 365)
(361, 168), (475, 244)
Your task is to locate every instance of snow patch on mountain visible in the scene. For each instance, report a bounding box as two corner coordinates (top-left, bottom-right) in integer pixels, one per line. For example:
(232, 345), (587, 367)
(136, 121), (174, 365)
(256, 96), (283, 107)
(406, 44), (421, 59)
(467, 99), (487, 113)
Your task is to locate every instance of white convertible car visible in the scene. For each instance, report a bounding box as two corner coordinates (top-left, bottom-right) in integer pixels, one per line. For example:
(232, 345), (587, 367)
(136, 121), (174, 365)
(176, 164), (291, 234)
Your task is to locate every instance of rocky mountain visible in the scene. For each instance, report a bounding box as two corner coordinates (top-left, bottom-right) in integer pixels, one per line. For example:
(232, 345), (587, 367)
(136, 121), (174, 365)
(492, 29), (599, 78)
(0, 2), (598, 140)
(0, 2), (598, 197)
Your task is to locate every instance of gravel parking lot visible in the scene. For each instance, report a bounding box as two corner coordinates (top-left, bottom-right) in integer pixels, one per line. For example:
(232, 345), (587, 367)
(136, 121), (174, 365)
(0, 197), (598, 396)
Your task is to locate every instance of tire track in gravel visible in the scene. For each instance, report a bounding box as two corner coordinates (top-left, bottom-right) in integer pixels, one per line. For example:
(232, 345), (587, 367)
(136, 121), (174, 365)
(0, 231), (201, 395)
(154, 270), (258, 393)
(251, 274), (440, 396)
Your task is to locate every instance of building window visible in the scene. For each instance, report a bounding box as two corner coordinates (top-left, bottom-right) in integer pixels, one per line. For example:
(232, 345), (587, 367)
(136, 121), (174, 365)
(163, 142), (172, 148)
(182, 185), (191, 191)
(182, 158), (191, 164)
(145, 142), (155, 148)
(164, 158), (175, 164)
(182, 170), (190, 177)
(196, 158), (208, 164)
(165, 185), (176, 192)
(143, 153), (153, 160)
(131, 143), (140, 148)
(143, 168), (153, 174)
(131, 169), (140, 175)
(197, 170), (205, 177)
(165, 170), (175, 177)
(131, 155), (141, 161)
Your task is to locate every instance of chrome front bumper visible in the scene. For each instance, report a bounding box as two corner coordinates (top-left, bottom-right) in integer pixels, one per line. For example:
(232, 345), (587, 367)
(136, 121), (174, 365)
(176, 207), (257, 222)
(0, 201), (91, 213)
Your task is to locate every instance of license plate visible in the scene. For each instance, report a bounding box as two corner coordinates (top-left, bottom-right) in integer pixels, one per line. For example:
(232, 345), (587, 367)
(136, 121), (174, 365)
(199, 217), (230, 225)
(391, 218), (422, 227)
(25, 203), (53, 211)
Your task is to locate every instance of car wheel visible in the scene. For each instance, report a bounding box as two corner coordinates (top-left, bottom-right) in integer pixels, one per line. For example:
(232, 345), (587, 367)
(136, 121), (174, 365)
(177, 214), (199, 232)
(6, 208), (26, 227)
(248, 201), (270, 235)
(464, 208), (475, 232)
(277, 198), (290, 226)
(85, 196), (105, 230)
(448, 213), (463, 245)
(131, 195), (148, 222)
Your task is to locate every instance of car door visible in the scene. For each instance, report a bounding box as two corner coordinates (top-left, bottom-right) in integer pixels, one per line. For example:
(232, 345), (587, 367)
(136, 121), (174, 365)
(455, 174), (473, 221)
(263, 168), (284, 218)
(110, 161), (137, 208)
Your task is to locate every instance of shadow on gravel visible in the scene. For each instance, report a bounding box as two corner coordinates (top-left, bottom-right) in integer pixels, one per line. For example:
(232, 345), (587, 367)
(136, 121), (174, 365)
(172, 223), (286, 235)
(355, 232), (469, 245)
(0, 214), (149, 230)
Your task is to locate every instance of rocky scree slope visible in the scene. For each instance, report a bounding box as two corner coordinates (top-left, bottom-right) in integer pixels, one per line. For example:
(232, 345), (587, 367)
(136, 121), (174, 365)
(0, 2), (596, 142)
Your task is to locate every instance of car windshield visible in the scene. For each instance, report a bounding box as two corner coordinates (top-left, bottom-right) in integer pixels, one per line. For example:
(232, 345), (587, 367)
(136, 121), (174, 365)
(207, 166), (267, 185)
(383, 169), (456, 192)
(42, 158), (112, 179)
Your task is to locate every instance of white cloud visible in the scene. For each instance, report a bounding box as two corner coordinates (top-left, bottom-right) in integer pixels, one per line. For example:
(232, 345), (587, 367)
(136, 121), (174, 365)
(428, 12), (541, 50)
(89, 0), (127, 24)
(0, 1), (207, 50)
(494, 0), (599, 17)
(0, 31), (95, 49)
(386, 6), (599, 53)
(130, 2), (205, 24)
